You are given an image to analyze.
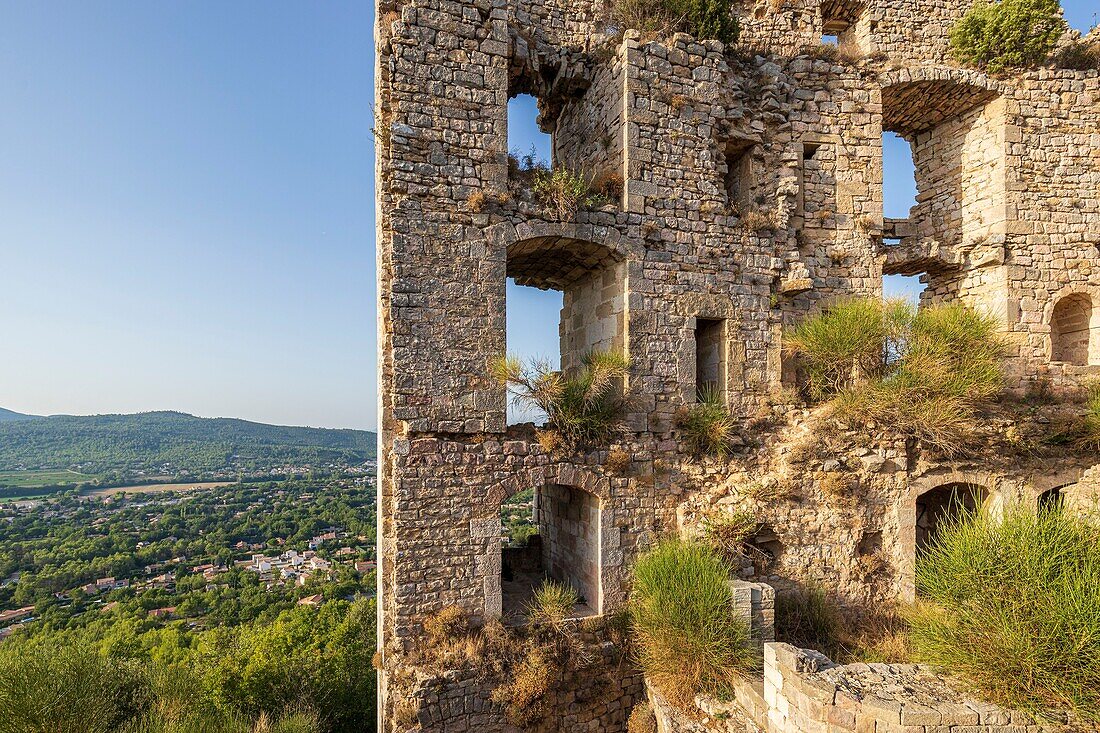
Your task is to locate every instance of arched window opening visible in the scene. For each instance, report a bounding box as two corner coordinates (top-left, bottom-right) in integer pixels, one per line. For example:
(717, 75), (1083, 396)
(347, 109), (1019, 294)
(505, 236), (627, 424)
(915, 483), (986, 555)
(1051, 294), (1093, 366)
(1038, 486), (1066, 513)
(499, 483), (600, 622)
(746, 523), (783, 576)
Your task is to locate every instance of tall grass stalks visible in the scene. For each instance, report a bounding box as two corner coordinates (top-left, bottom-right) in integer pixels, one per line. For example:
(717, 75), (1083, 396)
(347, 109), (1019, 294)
(630, 538), (756, 705)
(908, 507), (1100, 723)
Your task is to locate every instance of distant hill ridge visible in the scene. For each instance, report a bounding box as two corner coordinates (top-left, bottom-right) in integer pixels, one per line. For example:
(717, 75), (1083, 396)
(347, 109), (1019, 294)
(0, 407), (40, 422)
(0, 409), (375, 473)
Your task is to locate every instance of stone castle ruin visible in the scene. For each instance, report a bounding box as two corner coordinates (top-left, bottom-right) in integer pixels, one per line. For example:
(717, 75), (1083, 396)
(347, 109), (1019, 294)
(375, 0), (1099, 729)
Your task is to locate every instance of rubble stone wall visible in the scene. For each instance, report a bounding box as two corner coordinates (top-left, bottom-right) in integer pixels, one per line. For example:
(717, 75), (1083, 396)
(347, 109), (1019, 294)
(377, 0), (1100, 728)
(647, 643), (1061, 733)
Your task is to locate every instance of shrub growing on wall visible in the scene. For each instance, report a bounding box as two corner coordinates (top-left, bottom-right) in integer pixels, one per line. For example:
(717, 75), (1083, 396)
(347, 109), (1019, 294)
(949, 0), (1066, 72)
(785, 300), (1004, 454)
(611, 0), (739, 45)
(907, 507), (1100, 724)
(629, 538), (756, 705)
(493, 350), (631, 452)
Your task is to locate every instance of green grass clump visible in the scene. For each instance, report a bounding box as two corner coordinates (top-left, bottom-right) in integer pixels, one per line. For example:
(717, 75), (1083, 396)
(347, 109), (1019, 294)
(531, 167), (607, 220)
(493, 350), (631, 452)
(528, 580), (581, 629)
(907, 507), (1100, 723)
(677, 388), (737, 458)
(611, 0), (739, 44)
(785, 298), (910, 400)
(787, 299), (1004, 454)
(630, 538), (756, 705)
(950, 0), (1065, 72)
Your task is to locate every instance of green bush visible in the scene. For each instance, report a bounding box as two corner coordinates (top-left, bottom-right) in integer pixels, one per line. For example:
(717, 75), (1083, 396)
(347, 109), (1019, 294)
(611, 0), (738, 44)
(908, 507), (1100, 723)
(787, 300), (1005, 454)
(528, 580), (580, 629)
(531, 167), (607, 219)
(949, 0), (1066, 72)
(0, 645), (146, 733)
(676, 388), (737, 458)
(630, 538), (756, 705)
(493, 350), (631, 452)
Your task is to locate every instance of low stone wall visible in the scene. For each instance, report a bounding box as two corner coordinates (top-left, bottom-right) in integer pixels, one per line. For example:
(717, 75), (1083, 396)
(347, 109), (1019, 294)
(647, 643), (1062, 733)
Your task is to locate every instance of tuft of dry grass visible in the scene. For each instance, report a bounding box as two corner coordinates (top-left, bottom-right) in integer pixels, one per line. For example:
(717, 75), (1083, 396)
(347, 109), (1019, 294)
(423, 605), (467, 644)
(591, 170), (625, 200)
(528, 580), (580, 630)
(820, 471), (858, 500)
(701, 510), (758, 564)
(604, 448), (632, 474)
(536, 428), (565, 454)
(627, 701), (658, 733)
(1055, 39), (1100, 70)
(467, 190), (489, 212)
(739, 207), (775, 232)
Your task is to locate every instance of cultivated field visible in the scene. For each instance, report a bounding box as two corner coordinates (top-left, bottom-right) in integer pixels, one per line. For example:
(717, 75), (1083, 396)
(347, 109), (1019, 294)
(84, 481), (237, 497)
(0, 469), (97, 489)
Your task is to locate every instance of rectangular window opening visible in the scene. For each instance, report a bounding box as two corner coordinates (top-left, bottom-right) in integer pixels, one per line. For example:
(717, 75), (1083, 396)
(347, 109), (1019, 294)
(695, 318), (727, 402)
(723, 140), (756, 211)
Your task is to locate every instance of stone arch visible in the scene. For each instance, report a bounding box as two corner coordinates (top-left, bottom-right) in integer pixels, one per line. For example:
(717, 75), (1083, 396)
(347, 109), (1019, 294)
(899, 471), (998, 600)
(500, 223), (634, 376)
(486, 462), (614, 620)
(914, 482), (987, 554)
(879, 67), (1005, 136)
(1050, 292), (1096, 366)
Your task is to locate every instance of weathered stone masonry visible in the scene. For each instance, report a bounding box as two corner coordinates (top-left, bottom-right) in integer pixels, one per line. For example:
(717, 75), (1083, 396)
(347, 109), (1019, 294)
(376, 0), (1098, 729)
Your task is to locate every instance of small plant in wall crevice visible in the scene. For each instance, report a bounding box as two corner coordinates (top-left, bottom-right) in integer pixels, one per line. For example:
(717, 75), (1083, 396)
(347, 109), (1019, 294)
(676, 387), (737, 458)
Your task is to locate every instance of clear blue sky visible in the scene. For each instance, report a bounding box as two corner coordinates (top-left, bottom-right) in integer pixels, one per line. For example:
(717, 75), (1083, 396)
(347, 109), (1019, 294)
(1, 3), (1094, 430)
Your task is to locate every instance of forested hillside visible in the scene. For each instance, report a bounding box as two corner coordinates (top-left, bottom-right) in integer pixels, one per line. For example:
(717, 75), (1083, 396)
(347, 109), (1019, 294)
(0, 408), (37, 422)
(0, 411), (375, 473)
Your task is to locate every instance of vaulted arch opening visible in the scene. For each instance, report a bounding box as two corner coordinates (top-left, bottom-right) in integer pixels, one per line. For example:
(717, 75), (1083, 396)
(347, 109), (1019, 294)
(915, 482), (987, 555)
(1051, 293), (1093, 366)
(499, 481), (601, 622)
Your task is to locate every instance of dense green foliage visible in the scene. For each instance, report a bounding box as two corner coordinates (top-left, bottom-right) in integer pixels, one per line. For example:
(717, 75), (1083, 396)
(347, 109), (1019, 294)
(787, 300), (1004, 453)
(0, 408), (36, 423)
(0, 411), (374, 475)
(0, 600), (375, 733)
(908, 507), (1100, 723)
(611, 0), (738, 44)
(0, 478), (377, 732)
(629, 538), (755, 704)
(950, 0), (1065, 72)
(0, 480), (374, 614)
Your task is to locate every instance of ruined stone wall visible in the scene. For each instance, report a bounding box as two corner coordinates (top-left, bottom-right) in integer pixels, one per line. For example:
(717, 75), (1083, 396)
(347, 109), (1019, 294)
(553, 57), (624, 182)
(1006, 70), (1100, 385)
(560, 261), (627, 373)
(398, 641), (644, 732)
(646, 643), (1063, 733)
(377, 0), (1100, 728)
(861, 0), (968, 64)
